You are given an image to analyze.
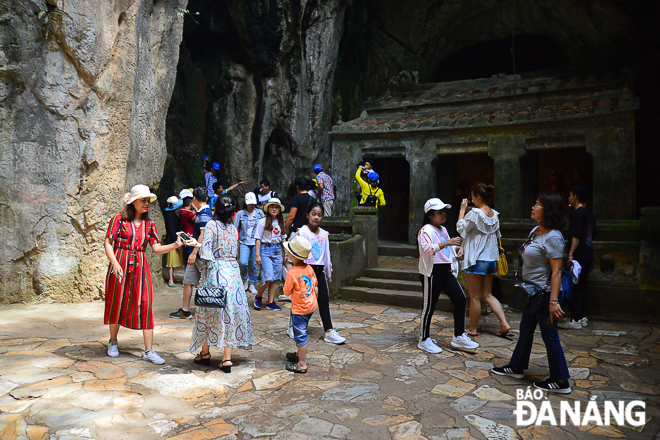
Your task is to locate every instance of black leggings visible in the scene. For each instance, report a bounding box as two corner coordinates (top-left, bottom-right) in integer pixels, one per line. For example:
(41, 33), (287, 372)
(419, 264), (467, 339)
(290, 264), (333, 332)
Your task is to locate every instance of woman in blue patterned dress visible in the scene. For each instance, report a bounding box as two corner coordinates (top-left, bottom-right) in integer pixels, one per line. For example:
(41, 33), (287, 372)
(190, 195), (254, 373)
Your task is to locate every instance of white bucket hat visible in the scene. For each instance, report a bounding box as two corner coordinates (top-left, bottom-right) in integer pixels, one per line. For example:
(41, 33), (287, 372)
(263, 197), (285, 213)
(283, 235), (312, 260)
(424, 198), (451, 213)
(123, 184), (157, 205)
(245, 192), (257, 205)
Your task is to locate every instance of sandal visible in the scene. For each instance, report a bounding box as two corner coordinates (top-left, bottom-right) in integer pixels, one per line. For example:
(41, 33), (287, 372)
(495, 331), (515, 340)
(221, 359), (232, 373)
(286, 352), (299, 363)
(167, 282), (175, 287)
(286, 363), (307, 374)
(467, 331), (479, 337)
(194, 351), (211, 366)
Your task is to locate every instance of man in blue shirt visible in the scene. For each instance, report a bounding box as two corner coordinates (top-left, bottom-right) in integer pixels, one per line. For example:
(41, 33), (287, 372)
(170, 187), (213, 319)
(209, 180), (247, 210)
(205, 162), (219, 198)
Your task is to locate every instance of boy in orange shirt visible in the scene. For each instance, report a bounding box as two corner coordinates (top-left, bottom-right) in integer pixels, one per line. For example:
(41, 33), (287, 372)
(282, 235), (318, 373)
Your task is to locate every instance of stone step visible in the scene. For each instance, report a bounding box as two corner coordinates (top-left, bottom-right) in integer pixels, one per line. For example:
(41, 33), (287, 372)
(378, 243), (419, 257)
(338, 286), (453, 312)
(364, 267), (419, 282)
(354, 277), (422, 292)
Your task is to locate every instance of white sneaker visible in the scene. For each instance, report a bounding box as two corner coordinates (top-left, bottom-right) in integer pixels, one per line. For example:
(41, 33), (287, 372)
(558, 319), (582, 330)
(107, 340), (119, 358)
(249, 284), (258, 294)
(579, 317), (588, 327)
(278, 294), (291, 302)
(451, 333), (479, 350)
(418, 337), (442, 354)
(287, 327), (294, 339)
(143, 350), (165, 365)
(324, 329), (346, 344)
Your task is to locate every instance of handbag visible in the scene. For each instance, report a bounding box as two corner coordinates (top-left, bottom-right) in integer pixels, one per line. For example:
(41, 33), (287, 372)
(511, 281), (548, 314)
(496, 231), (508, 277)
(193, 222), (226, 308)
(195, 286), (226, 308)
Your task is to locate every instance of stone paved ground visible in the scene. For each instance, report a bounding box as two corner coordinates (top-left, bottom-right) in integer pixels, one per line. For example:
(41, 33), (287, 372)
(1, 278), (659, 440)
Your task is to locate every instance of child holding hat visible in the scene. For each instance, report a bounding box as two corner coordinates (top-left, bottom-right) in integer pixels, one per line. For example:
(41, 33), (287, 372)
(282, 235), (318, 373)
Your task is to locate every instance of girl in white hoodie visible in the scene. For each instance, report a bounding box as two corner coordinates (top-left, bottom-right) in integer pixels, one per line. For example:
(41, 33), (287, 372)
(417, 198), (479, 354)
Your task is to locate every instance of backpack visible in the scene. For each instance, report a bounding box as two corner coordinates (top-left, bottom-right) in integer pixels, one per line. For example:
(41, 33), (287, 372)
(361, 187), (381, 207)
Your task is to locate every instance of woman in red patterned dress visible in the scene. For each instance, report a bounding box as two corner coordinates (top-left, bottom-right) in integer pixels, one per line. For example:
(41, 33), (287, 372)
(104, 184), (185, 364)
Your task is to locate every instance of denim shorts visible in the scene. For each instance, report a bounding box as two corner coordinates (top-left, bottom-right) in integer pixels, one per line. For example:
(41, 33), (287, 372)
(292, 312), (314, 347)
(466, 260), (497, 275)
(260, 243), (283, 283)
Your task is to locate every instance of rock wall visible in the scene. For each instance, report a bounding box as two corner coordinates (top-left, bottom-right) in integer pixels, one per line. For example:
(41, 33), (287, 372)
(162, 0), (347, 206)
(0, 0), (186, 303)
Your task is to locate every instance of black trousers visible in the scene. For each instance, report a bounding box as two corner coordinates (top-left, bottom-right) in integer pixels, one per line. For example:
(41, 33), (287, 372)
(419, 264), (467, 339)
(569, 261), (591, 321)
(290, 264), (333, 332)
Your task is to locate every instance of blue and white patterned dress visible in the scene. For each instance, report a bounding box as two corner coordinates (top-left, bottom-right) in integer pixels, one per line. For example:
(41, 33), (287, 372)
(190, 220), (254, 351)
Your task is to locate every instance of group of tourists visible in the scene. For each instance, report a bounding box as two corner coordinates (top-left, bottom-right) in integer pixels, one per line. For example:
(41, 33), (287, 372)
(103, 165), (596, 390)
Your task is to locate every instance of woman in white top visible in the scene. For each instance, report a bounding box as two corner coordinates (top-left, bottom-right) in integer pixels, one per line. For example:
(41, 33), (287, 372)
(417, 198), (479, 354)
(254, 198), (287, 311)
(294, 202), (346, 344)
(457, 183), (511, 338)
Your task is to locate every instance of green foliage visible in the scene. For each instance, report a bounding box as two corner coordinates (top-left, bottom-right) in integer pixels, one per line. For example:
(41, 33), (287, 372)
(176, 8), (200, 26)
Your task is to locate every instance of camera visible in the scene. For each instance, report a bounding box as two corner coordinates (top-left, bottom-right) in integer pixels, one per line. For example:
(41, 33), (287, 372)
(467, 196), (475, 207)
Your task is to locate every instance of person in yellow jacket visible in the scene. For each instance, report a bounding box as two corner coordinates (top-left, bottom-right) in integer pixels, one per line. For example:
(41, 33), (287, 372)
(355, 167), (386, 207)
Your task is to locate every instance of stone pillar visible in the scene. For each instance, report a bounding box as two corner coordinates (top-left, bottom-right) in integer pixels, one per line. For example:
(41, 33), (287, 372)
(407, 140), (437, 244)
(331, 139), (354, 217)
(489, 137), (526, 219)
(639, 207), (660, 289)
(352, 206), (379, 268)
(587, 121), (636, 219)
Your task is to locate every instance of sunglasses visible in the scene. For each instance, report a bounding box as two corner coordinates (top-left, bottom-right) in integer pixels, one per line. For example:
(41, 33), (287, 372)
(519, 238), (534, 257)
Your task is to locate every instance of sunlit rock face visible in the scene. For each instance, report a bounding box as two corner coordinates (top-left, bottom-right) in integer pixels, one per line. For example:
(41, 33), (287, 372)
(0, 0), (186, 303)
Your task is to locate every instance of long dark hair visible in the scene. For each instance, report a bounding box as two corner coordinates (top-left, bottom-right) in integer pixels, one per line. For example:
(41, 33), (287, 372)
(537, 192), (568, 230)
(121, 202), (151, 222)
(421, 209), (437, 227)
(264, 204), (284, 231)
(214, 195), (235, 225)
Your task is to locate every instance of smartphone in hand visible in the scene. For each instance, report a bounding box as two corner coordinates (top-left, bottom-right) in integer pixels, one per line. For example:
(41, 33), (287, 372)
(179, 232), (192, 241)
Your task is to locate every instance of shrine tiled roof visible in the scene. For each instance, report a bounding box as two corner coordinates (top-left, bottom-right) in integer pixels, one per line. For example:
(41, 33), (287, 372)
(331, 70), (638, 135)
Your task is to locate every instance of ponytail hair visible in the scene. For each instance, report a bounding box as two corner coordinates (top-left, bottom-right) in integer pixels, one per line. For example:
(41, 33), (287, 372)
(472, 182), (494, 206)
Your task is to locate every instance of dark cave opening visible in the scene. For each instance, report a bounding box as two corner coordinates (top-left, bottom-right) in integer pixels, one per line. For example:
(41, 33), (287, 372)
(432, 34), (570, 83)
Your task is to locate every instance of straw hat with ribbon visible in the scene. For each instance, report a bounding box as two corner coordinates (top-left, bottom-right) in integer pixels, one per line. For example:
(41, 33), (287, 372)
(283, 235), (312, 261)
(122, 184), (157, 205)
(262, 197), (285, 213)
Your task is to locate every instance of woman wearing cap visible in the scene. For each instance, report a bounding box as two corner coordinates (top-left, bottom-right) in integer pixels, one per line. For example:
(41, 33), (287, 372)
(178, 189), (195, 268)
(457, 183), (512, 338)
(190, 195), (254, 373)
(417, 198), (479, 354)
(254, 198), (287, 311)
(104, 185), (187, 364)
(234, 192), (265, 295)
(164, 196), (184, 287)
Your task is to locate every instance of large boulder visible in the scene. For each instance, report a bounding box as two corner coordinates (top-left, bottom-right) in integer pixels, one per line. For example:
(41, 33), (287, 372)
(0, 0), (186, 303)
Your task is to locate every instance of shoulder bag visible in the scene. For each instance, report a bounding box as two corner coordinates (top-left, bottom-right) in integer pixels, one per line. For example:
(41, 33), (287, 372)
(194, 222), (226, 308)
(496, 230), (508, 277)
(509, 229), (547, 314)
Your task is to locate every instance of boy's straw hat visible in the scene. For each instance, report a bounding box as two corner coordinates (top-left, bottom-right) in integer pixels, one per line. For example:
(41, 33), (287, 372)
(283, 235), (312, 260)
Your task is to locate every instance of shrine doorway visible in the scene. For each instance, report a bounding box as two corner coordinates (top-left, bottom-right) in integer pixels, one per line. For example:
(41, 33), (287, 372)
(435, 153), (495, 237)
(520, 147), (594, 213)
(371, 157), (410, 242)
